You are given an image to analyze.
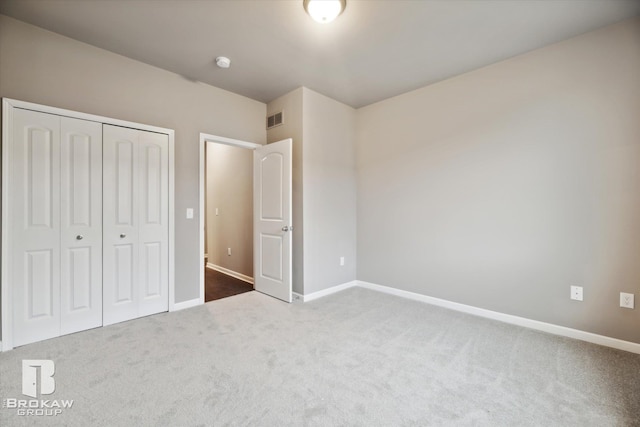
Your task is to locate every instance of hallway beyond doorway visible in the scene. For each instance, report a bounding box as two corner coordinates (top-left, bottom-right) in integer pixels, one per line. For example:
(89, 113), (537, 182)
(205, 268), (253, 302)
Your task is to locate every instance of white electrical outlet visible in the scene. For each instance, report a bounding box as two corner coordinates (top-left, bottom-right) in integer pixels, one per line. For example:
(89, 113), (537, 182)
(227, 248), (231, 256)
(340, 257), (345, 266)
(570, 286), (583, 301)
(620, 292), (634, 309)
(186, 208), (194, 219)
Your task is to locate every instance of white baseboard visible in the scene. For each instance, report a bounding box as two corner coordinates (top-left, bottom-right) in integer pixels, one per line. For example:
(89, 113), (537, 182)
(356, 280), (640, 355)
(170, 297), (202, 312)
(292, 279), (640, 354)
(206, 263), (254, 285)
(301, 281), (358, 302)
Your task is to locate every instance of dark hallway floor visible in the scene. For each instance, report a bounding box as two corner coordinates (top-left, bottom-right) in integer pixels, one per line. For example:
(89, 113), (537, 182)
(205, 268), (254, 302)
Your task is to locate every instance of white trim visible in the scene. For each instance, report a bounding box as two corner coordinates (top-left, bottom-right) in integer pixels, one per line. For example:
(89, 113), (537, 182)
(302, 281), (358, 302)
(201, 132), (261, 150)
(1, 99), (14, 350)
(206, 263), (254, 285)
(290, 278), (640, 354)
(3, 98), (172, 134)
(1, 98), (176, 351)
(171, 298), (202, 311)
(199, 132), (261, 311)
(167, 125), (177, 313)
(356, 281), (640, 355)
(198, 134), (207, 309)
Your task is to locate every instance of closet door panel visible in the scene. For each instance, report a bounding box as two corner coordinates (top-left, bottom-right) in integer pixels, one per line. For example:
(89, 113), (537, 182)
(138, 132), (169, 316)
(115, 244), (135, 302)
(11, 109), (61, 347)
(60, 117), (103, 335)
(103, 125), (139, 326)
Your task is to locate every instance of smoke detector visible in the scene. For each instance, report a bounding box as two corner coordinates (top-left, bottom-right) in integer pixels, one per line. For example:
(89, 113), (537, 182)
(216, 56), (231, 69)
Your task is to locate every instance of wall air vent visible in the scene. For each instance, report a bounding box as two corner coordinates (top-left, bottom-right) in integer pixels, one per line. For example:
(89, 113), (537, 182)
(266, 111), (283, 130)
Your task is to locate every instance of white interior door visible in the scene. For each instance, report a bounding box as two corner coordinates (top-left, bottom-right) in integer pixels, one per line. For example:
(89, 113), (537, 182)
(60, 117), (103, 335)
(2, 99), (175, 350)
(103, 125), (168, 325)
(103, 125), (138, 325)
(137, 130), (169, 317)
(253, 139), (292, 302)
(11, 110), (103, 346)
(11, 109), (61, 347)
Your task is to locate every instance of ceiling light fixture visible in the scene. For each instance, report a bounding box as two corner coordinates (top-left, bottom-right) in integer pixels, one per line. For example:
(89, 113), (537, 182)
(303, 0), (346, 24)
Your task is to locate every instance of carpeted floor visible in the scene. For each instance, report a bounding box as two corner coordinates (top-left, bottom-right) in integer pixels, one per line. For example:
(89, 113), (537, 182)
(1, 287), (639, 426)
(204, 268), (253, 302)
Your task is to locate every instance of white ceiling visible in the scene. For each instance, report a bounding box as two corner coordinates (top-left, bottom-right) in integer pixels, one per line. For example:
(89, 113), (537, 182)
(1, 0), (639, 108)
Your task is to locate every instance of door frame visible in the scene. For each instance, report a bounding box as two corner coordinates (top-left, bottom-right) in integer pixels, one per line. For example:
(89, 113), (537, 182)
(1, 98), (176, 351)
(198, 133), (261, 304)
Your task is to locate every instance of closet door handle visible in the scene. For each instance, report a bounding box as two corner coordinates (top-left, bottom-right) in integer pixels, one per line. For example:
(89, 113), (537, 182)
(76, 235), (83, 240)
(120, 233), (126, 238)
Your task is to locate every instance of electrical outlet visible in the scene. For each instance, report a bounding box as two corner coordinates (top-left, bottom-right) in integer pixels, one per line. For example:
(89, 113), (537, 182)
(340, 257), (345, 266)
(227, 248), (231, 256)
(570, 286), (583, 301)
(186, 208), (194, 219)
(620, 292), (634, 309)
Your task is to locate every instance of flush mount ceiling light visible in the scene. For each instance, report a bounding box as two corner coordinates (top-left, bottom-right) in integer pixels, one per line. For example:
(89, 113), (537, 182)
(303, 0), (346, 24)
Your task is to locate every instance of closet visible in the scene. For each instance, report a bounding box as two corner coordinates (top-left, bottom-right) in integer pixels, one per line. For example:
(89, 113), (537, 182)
(2, 100), (173, 349)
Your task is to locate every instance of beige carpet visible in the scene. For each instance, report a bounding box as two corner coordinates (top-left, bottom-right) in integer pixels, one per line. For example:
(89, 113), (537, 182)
(1, 287), (639, 426)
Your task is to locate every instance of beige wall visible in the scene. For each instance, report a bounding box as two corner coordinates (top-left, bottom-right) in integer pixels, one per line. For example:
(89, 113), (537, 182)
(356, 17), (640, 343)
(267, 87), (358, 295)
(205, 143), (253, 277)
(3, 12), (638, 346)
(0, 15), (266, 305)
(302, 88), (357, 294)
(267, 88), (304, 293)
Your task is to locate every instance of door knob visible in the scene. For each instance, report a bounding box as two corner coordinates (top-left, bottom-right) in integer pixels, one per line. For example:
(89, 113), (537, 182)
(282, 226), (289, 232)
(76, 235), (83, 240)
(120, 233), (126, 238)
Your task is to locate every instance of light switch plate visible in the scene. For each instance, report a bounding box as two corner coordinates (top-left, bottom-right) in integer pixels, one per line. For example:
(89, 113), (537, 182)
(186, 208), (194, 219)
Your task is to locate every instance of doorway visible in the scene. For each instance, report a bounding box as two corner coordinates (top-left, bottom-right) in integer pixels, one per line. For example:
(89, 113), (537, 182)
(204, 141), (255, 301)
(198, 133), (293, 304)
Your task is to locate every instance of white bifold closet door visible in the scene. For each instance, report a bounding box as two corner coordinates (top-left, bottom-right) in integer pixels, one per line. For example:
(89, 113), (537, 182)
(11, 109), (103, 347)
(102, 125), (169, 326)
